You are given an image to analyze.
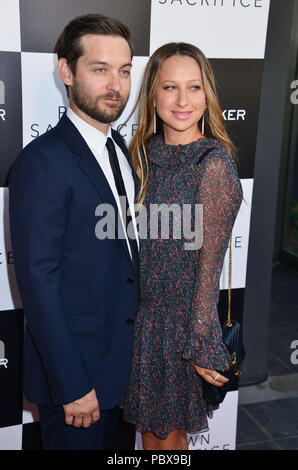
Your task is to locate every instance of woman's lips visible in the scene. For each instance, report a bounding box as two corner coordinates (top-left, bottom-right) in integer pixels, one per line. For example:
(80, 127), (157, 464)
(172, 111), (192, 120)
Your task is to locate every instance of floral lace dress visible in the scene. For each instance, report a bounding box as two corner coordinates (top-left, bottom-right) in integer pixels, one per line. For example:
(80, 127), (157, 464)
(121, 133), (243, 438)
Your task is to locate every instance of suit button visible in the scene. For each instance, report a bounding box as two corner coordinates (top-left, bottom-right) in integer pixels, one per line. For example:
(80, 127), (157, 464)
(126, 319), (134, 324)
(126, 278), (134, 284)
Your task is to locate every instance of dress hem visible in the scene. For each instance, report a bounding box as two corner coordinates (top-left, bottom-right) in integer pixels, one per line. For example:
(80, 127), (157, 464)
(122, 415), (211, 440)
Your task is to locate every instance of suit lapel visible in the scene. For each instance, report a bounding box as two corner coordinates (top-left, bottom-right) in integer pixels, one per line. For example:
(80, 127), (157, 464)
(56, 114), (133, 268)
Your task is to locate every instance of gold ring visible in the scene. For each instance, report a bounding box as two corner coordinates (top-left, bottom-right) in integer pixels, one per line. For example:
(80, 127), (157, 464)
(214, 373), (220, 381)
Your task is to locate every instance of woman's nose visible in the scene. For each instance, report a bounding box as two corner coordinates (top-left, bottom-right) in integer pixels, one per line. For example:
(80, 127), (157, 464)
(176, 89), (188, 107)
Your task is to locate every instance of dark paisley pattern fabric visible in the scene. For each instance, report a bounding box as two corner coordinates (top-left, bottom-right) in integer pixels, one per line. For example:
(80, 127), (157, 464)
(121, 133), (243, 438)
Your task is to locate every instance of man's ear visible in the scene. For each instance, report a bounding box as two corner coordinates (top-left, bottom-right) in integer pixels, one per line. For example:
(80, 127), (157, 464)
(57, 58), (73, 87)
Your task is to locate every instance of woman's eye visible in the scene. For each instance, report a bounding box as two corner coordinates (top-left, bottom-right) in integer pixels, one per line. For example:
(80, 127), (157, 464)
(191, 85), (201, 90)
(95, 68), (105, 73)
(164, 86), (175, 90)
(121, 69), (131, 76)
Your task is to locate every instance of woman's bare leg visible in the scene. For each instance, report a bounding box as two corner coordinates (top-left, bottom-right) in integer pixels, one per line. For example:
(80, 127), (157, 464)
(142, 429), (188, 450)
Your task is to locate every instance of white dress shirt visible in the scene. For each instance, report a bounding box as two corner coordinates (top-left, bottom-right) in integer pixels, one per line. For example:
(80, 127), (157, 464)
(66, 107), (139, 258)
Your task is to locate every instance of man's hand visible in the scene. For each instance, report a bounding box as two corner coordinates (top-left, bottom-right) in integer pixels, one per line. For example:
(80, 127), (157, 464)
(63, 388), (100, 428)
(191, 361), (229, 387)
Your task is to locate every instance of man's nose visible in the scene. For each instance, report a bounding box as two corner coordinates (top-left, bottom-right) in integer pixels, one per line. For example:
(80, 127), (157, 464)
(107, 72), (121, 93)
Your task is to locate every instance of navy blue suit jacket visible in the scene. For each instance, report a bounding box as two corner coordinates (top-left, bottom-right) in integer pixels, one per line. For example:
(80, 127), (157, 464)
(9, 114), (139, 409)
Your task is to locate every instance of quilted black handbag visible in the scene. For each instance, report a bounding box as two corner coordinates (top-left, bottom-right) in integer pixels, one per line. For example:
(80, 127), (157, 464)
(194, 161), (245, 406)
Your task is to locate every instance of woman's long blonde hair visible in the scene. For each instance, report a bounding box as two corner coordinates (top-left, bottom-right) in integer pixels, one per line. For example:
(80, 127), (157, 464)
(128, 42), (238, 204)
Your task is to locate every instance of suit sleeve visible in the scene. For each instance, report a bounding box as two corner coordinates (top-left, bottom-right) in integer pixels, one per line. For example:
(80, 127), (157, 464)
(182, 153), (243, 371)
(9, 146), (93, 406)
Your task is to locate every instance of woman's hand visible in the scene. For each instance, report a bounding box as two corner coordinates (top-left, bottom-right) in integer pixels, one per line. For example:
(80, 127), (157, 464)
(191, 361), (229, 387)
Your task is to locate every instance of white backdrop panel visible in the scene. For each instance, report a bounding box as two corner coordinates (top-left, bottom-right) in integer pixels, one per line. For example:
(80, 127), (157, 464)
(21, 52), (68, 148)
(0, 0), (21, 52)
(150, 0), (270, 58)
(0, 424), (22, 450)
(0, 188), (22, 311)
(220, 178), (253, 290)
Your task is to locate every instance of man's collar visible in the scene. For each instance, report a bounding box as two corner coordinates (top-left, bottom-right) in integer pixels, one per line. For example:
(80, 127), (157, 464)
(66, 106), (112, 155)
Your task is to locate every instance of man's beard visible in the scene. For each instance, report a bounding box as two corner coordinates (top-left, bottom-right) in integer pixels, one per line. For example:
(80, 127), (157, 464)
(71, 81), (128, 124)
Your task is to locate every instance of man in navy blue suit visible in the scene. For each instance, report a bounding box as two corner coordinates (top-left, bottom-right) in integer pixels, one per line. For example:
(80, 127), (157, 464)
(9, 14), (139, 450)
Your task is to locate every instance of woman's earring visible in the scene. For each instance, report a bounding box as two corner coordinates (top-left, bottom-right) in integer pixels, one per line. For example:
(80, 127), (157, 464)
(201, 113), (205, 136)
(153, 107), (157, 134)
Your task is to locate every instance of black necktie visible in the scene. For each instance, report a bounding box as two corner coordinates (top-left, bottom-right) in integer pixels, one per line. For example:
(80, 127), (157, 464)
(106, 137), (139, 274)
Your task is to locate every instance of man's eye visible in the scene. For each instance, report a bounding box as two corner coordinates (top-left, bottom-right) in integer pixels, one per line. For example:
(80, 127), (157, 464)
(95, 68), (105, 72)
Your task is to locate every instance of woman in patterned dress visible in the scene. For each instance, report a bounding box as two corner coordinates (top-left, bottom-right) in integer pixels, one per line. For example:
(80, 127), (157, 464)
(121, 43), (243, 450)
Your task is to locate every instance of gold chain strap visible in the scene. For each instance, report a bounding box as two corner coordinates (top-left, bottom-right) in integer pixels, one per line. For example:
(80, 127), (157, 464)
(195, 164), (233, 328)
(227, 233), (232, 327)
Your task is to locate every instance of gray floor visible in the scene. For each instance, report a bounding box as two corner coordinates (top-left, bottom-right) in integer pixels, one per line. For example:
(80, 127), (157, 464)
(236, 262), (298, 450)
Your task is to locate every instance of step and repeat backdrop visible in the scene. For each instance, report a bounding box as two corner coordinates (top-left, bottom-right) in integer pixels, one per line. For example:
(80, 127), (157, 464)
(0, 0), (270, 450)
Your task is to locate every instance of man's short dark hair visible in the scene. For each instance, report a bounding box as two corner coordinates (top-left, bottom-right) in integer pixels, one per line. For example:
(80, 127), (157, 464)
(54, 13), (134, 76)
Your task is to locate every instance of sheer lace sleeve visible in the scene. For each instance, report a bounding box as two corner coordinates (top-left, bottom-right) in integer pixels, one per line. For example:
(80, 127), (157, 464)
(182, 151), (243, 371)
